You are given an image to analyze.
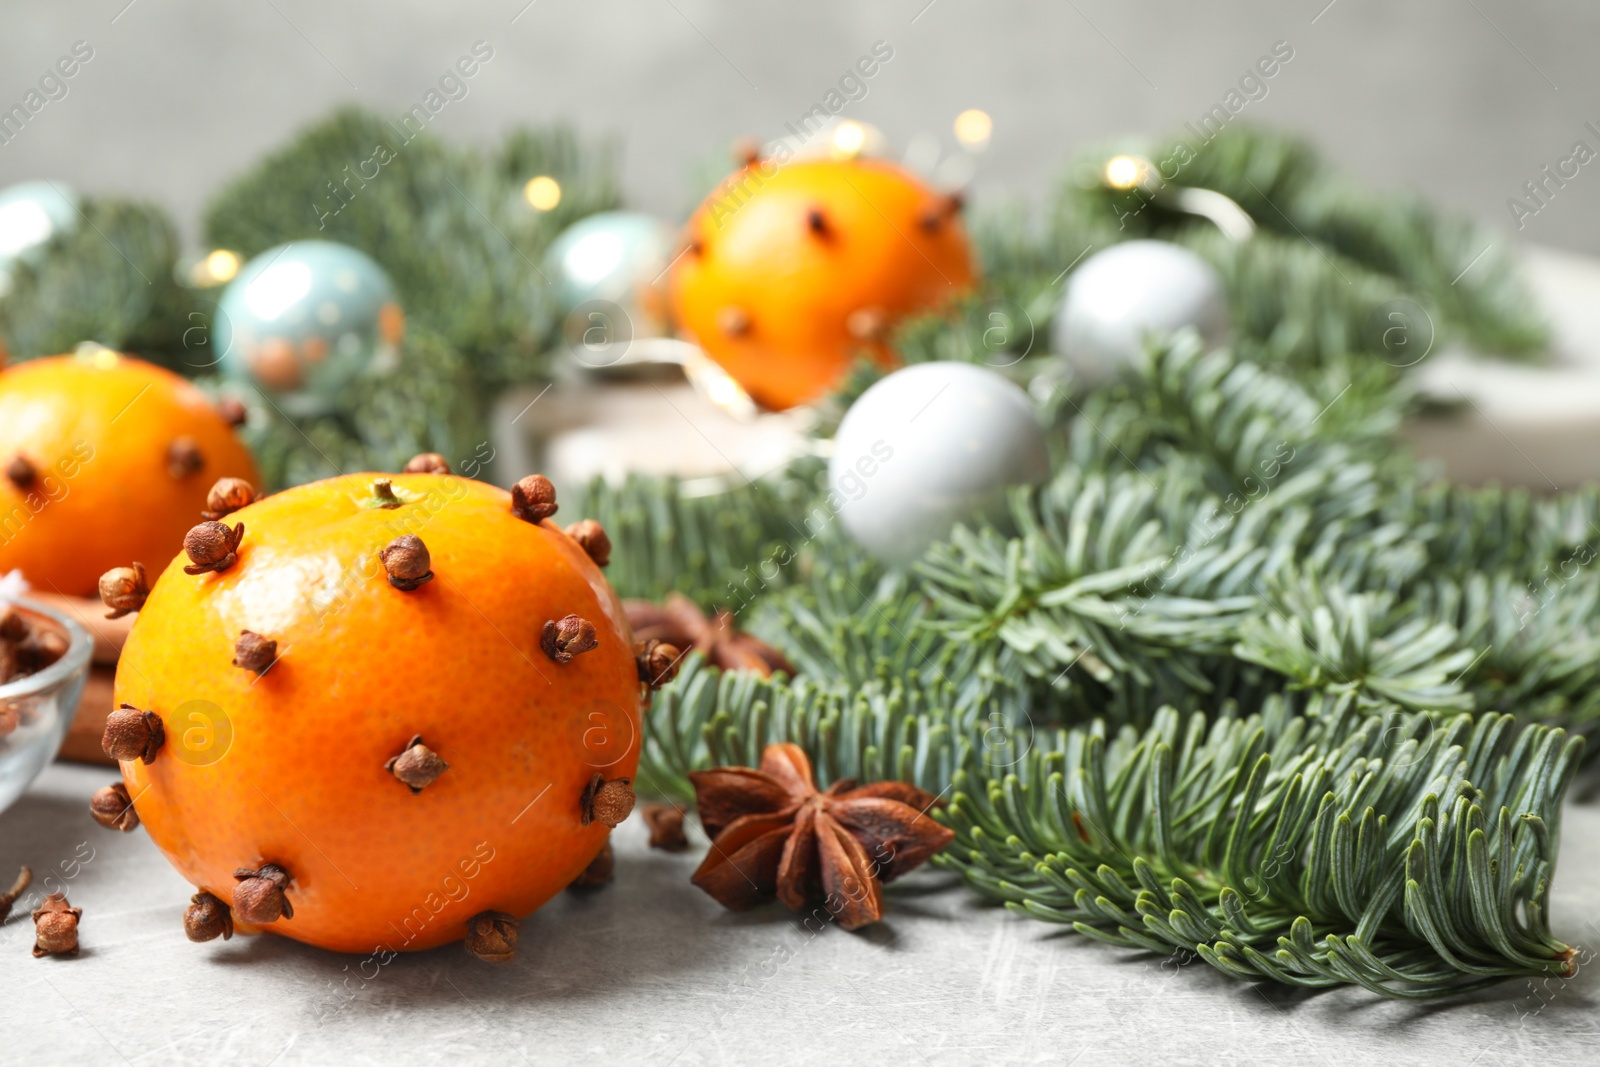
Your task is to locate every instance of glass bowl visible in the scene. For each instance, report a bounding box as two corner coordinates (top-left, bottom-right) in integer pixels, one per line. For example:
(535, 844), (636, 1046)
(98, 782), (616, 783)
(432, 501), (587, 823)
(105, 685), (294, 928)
(0, 598), (93, 815)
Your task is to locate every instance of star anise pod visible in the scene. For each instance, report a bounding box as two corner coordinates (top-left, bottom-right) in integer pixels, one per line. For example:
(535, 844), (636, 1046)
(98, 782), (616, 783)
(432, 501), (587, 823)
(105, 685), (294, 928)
(625, 594), (795, 677)
(688, 742), (953, 931)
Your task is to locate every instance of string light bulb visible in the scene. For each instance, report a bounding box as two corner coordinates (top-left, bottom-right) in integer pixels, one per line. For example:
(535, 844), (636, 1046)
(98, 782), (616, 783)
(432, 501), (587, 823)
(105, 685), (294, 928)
(1103, 154), (1149, 191)
(830, 121), (867, 159)
(205, 249), (240, 283)
(187, 249), (241, 287)
(953, 109), (993, 148)
(524, 175), (562, 211)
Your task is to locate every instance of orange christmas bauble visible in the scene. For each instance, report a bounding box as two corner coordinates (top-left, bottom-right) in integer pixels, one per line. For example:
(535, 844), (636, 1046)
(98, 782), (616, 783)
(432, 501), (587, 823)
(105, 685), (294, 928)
(670, 156), (976, 411)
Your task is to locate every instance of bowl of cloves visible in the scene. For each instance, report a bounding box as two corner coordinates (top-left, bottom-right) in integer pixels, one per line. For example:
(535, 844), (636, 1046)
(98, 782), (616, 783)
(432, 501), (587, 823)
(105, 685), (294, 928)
(0, 597), (92, 815)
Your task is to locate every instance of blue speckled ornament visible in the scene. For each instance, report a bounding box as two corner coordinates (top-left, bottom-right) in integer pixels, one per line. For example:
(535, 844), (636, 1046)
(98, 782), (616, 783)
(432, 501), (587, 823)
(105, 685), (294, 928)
(546, 212), (674, 343)
(213, 240), (404, 409)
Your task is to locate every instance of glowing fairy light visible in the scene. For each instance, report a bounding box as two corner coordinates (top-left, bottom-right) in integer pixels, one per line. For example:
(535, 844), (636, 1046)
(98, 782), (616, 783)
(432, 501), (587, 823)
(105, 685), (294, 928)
(831, 121), (867, 158)
(953, 109), (993, 148)
(188, 249), (241, 287)
(1103, 154), (1147, 190)
(524, 175), (562, 211)
(204, 249), (240, 284)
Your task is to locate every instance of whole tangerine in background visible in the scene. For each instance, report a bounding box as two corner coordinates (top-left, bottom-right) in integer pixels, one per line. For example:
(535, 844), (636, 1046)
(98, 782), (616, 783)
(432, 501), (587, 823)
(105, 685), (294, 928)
(0, 350), (259, 596)
(111, 469), (654, 957)
(670, 155), (977, 411)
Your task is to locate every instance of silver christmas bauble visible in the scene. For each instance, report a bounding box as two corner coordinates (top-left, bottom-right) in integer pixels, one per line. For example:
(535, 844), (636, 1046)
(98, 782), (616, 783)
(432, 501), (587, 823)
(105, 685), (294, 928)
(830, 361), (1050, 565)
(0, 181), (78, 297)
(1052, 240), (1229, 381)
(213, 240), (404, 410)
(546, 211), (674, 365)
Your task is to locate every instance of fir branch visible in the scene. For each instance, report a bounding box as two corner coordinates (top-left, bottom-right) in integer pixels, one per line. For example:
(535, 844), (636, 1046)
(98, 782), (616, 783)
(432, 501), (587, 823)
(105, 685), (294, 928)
(569, 464), (825, 608)
(0, 197), (189, 363)
(635, 653), (977, 804)
(1234, 570), (1475, 711)
(935, 694), (1583, 996)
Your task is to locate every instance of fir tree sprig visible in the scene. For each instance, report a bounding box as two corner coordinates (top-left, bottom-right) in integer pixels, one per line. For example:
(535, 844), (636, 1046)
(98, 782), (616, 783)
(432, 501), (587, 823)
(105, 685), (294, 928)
(935, 693), (1581, 997)
(0, 197), (190, 363)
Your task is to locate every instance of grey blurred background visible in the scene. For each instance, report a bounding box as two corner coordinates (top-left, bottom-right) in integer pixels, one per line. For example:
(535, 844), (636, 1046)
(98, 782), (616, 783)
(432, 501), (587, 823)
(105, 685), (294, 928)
(1, 0), (1597, 251)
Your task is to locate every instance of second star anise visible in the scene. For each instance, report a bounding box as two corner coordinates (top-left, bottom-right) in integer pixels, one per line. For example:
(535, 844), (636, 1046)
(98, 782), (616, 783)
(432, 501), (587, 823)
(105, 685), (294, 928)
(688, 742), (953, 930)
(625, 594), (795, 677)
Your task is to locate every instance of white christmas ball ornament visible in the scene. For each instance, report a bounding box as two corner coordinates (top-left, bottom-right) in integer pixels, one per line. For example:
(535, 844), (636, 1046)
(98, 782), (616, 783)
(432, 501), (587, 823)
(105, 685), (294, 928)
(1052, 240), (1229, 381)
(830, 362), (1050, 566)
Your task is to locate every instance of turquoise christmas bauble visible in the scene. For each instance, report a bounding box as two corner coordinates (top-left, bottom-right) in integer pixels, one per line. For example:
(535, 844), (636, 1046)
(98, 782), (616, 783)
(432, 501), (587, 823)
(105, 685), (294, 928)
(213, 240), (404, 408)
(546, 212), (673, 363)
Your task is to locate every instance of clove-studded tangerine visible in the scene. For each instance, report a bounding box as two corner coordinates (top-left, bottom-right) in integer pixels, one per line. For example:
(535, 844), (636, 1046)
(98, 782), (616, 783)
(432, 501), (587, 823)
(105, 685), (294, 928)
(0, 351), (258, 596)
(112, 469), (665, 955)
(670, 156), (976, 410)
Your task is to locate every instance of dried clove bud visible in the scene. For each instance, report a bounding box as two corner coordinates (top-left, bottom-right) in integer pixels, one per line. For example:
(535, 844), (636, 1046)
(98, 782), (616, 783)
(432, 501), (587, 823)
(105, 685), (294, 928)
(167, 437), (205, 479)
(919, 192), (965, 233)
(846, 306), (889, 343)
(216, 396), (249, 428)
(98, 562), (150, 619)
(403, 452), (451, 475)
(635, 639), (683, 689)
(642, 802), (689, 852)
(31, 893), (81, 958)
(203, 477), (256, 520)
(563, 519), (611, 567)
(89, 781), (139, 832)
(23, 627), (67, 671)
(510, 474), (558, 524)
(102, 704), (165, 764)
(0, 866), (31, 923)
(580, 773), (636, 828)
(385, 734), (449, 793)
(465, 910), (519, 963)
(183, 520), (244, 575)
(5, 454), (36, 491)
(567, 841), (614, 890)
(232, 631), (277, 674)
(0, 608), (25, 641)
(717, 306), (752, 337)
(541, 615), (598, 663)
(184, 891), (234, 942)
(379, 534), (434, 591)
(232, 863), (293, 924)
(0, 604), (61, 685)
(731, 135), (762, 168)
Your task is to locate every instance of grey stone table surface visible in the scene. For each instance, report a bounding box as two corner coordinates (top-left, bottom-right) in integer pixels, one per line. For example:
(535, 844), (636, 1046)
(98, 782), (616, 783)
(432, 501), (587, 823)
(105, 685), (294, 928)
(3, 763), (1599, 1067)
